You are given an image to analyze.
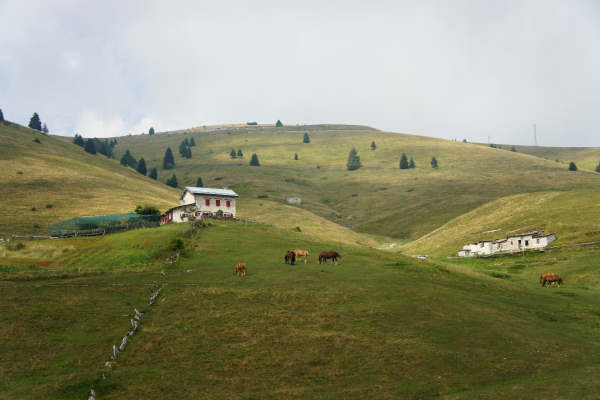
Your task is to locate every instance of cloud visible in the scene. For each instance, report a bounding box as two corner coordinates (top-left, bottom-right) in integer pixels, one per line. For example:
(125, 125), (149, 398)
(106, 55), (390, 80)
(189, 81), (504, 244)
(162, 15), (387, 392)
(1, 0), (600, 145)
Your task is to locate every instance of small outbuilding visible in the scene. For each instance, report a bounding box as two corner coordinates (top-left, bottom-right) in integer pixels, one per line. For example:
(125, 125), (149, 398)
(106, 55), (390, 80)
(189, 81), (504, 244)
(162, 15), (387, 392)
(287, 197), (302, 205)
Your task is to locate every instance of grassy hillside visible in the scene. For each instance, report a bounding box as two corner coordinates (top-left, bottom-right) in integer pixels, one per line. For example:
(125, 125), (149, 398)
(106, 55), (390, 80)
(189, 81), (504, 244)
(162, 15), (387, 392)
(106, 125), (600, 241)
(403, 190), (600, 257)
(0, 121), (178, 235)
(2, 222), (600, 399)
(478, 143), (600, 172)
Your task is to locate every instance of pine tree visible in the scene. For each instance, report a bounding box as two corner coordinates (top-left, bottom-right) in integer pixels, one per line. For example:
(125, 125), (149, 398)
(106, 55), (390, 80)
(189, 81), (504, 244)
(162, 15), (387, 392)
(163, 147), (175, 169)
(276, 119), (283, 127)
(149, 127), (155, 135)
(184, 146), (192, 159)
(409, 158), (415, 169)
(179, 141), (188, 157)
(196, 177), (203, 187)
(568, 162), (578, 171)
(371, 141), (376, 150)
(399, 153), (409, 169)
(42, 123), (49, 134)
(0, 108), (5, 121)
(137, 158), (147, 175)
(73, 134), (85, 147)
(84, 139), (96, 154)
(249, 153), (260, 166)
(149, 168), (158, 180)
(166, 174), (179, 188)
(230, 149), (237, 159)
(511, 146), (517, 152)
(596, 162), (600, 173)
(189, 137), (196, 146)
(120, 149), (137, 169)
(294, 153), (298, 160)
(184, 138), (189, 146)
(430, 156), (438, 169)
(346, 148), (362, 171)
(303, 133), (310, 143)
(28, 113), (42, 131)
(237, 149), (243, 158)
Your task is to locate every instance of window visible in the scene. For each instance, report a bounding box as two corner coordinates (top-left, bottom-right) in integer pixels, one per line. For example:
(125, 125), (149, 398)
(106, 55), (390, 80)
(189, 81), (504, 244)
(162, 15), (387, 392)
(525, 240), (529, 246)
(205, 199), (210, 206)
(226, 200), (231, 207)
(536, 239), (540, 244)
(216, 199), (221, 206)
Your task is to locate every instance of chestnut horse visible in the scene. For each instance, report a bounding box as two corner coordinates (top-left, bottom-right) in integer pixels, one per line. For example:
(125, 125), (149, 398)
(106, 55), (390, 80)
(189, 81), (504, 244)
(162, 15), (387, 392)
(540, 272), (562, 287)
(319, 251), (341, 265)
(294, 249), (309, 264)
(284, 251), (296, 265)
(235, 262), (247, 277)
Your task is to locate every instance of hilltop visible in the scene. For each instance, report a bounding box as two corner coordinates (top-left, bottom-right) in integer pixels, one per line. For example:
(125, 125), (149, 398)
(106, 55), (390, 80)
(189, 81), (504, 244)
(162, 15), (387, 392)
(102, 124), (600, 243)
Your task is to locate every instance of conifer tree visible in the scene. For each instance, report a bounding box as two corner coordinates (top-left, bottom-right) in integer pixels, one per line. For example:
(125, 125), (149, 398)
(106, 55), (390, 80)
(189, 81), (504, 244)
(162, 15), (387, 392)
(149, 168), (158, 180)
(84, 139), (96, 154)
(568, 162), (578, 171)
(303, 133), (310, 143)
(42, 123), (49, 134)
(184, 146), (192, 159)
(511, 146), (517, 152)
(399, 153), (409, 169)
(294, 153), (298, 160)
(596, 162), (600, 173)
(346, 148), (362, 171)
(237, 148), (243, 157)
(28, 112), (42, 131)
(0, 108), (4, 122)
(166, 174), (179, 188)
(184, 138), (189, 146)
(137, 158), (147, 175)
(179, 141), (188, 157)
(371, 141), (376, 150)
(275, 119), (283, 127)
(196, 177), (203, 187)
(431, 156), (438, 169)
(249, 153), (260, 166)
(189, 137), (196, 146)
(409, 157), (415, 169)
(149, 127), (155, 135)
(163, 147), (175, 169)
(73, 134), (85, 147)
(120, 149), (137, 168)
(230, 149), (237, 159)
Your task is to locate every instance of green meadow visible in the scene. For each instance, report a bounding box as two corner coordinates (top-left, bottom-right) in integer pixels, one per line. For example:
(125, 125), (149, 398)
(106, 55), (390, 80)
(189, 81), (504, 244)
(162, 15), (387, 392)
(2, 222), (600, 399)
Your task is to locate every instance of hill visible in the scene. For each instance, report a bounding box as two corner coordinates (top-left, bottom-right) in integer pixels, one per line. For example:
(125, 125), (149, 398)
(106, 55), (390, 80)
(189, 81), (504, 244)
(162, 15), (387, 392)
(103, 124), (600, 242)
(0, 121), (178, 235)
(403, 189), (600, 257)
(3, 222), (600, 399)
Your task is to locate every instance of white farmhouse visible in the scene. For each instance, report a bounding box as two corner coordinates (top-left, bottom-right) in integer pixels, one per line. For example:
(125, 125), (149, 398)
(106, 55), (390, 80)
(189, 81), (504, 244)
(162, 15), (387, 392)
(160, 187), (239, 224)
(458, 230), (556, 257)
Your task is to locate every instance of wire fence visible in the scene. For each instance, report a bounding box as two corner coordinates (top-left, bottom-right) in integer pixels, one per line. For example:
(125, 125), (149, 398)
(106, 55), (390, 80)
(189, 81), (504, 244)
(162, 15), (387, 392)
(49, 213), (159, 237)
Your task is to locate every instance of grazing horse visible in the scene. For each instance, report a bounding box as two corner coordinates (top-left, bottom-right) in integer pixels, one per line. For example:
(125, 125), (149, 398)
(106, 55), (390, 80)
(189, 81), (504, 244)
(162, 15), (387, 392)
(319, 251), (341, 265)
(284, 251), (296, 265)
(235, 262), (247, 277)
(294, 249), (309, 264)
(540, 272), (562, 287)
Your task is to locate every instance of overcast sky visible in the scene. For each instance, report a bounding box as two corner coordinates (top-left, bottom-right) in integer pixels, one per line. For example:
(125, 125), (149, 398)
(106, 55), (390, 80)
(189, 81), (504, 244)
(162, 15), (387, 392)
(1, 1), (599, 146)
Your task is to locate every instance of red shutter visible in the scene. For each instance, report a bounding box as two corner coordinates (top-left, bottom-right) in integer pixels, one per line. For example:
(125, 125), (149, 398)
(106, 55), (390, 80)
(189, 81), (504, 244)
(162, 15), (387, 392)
(216, 199), (221, 206)
(226, 200), (231, 207)
(205, 199), (210, 206)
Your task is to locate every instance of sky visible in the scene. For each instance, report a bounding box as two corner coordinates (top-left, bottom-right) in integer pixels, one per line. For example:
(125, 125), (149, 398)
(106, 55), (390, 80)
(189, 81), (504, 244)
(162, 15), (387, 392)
(1, 0), (599, 146)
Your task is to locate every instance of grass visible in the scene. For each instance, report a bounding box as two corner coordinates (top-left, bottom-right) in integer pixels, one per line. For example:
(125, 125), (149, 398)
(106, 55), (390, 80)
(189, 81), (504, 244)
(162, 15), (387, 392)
(403, 189), (600, 257)
(2, 222), (600, 398)
(0, 121), (178, 236)
(100, 124), (600, 242)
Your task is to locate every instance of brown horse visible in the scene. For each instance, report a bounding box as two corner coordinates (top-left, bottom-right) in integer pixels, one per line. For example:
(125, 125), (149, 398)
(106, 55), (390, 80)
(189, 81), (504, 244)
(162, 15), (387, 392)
(319, 251), (341, 265)
(235, 262), (247, 277)
(540, 273), (562, 287)
(284, 251), (296, 265)
(294, 249), (309, 264)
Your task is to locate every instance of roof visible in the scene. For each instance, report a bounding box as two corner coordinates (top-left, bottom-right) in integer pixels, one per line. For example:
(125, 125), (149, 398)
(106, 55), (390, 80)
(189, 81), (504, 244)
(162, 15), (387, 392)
(508, 230), (555, 238)
(183, 187), (239, 197)
(162, 203), (194, 215)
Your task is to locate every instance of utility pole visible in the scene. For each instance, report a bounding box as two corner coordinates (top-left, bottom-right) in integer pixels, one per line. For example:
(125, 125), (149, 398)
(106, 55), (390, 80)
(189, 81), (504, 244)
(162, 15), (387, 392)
(533, 124), (538, 146)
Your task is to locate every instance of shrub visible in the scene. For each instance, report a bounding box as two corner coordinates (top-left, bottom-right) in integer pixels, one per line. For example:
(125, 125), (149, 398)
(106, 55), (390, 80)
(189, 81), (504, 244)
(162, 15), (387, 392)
(294, 153), (298, 160)
(216, 210), (224, 217)
(170, 238), (184, 251)
(371, 141), (376, 150)
(33, 138), (41, 144)
(134, 205), (160, 215)
(16, 242), (26, 250)
(568, 162), (578, 171)
(31, 207), (36, 211)
(246, 121), (258, 125)
(45, 204), (53, 208)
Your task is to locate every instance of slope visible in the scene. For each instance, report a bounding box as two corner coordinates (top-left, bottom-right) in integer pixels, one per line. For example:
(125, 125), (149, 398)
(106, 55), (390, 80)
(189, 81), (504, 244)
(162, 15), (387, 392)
(2, 222), (600, 399)
(106, 124), (600, 241)
(0, 121), (178, 235)
(403, 189), (600, 256)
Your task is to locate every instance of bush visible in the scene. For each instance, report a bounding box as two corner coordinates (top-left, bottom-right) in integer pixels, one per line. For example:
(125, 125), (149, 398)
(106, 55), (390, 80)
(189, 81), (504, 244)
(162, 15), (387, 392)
(568, 162), (578, 171)
(134, 205), (160, 215)
(170, 238), (184, 251)
(45, 204), (53, 208)
(31, 207), (36, 211)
